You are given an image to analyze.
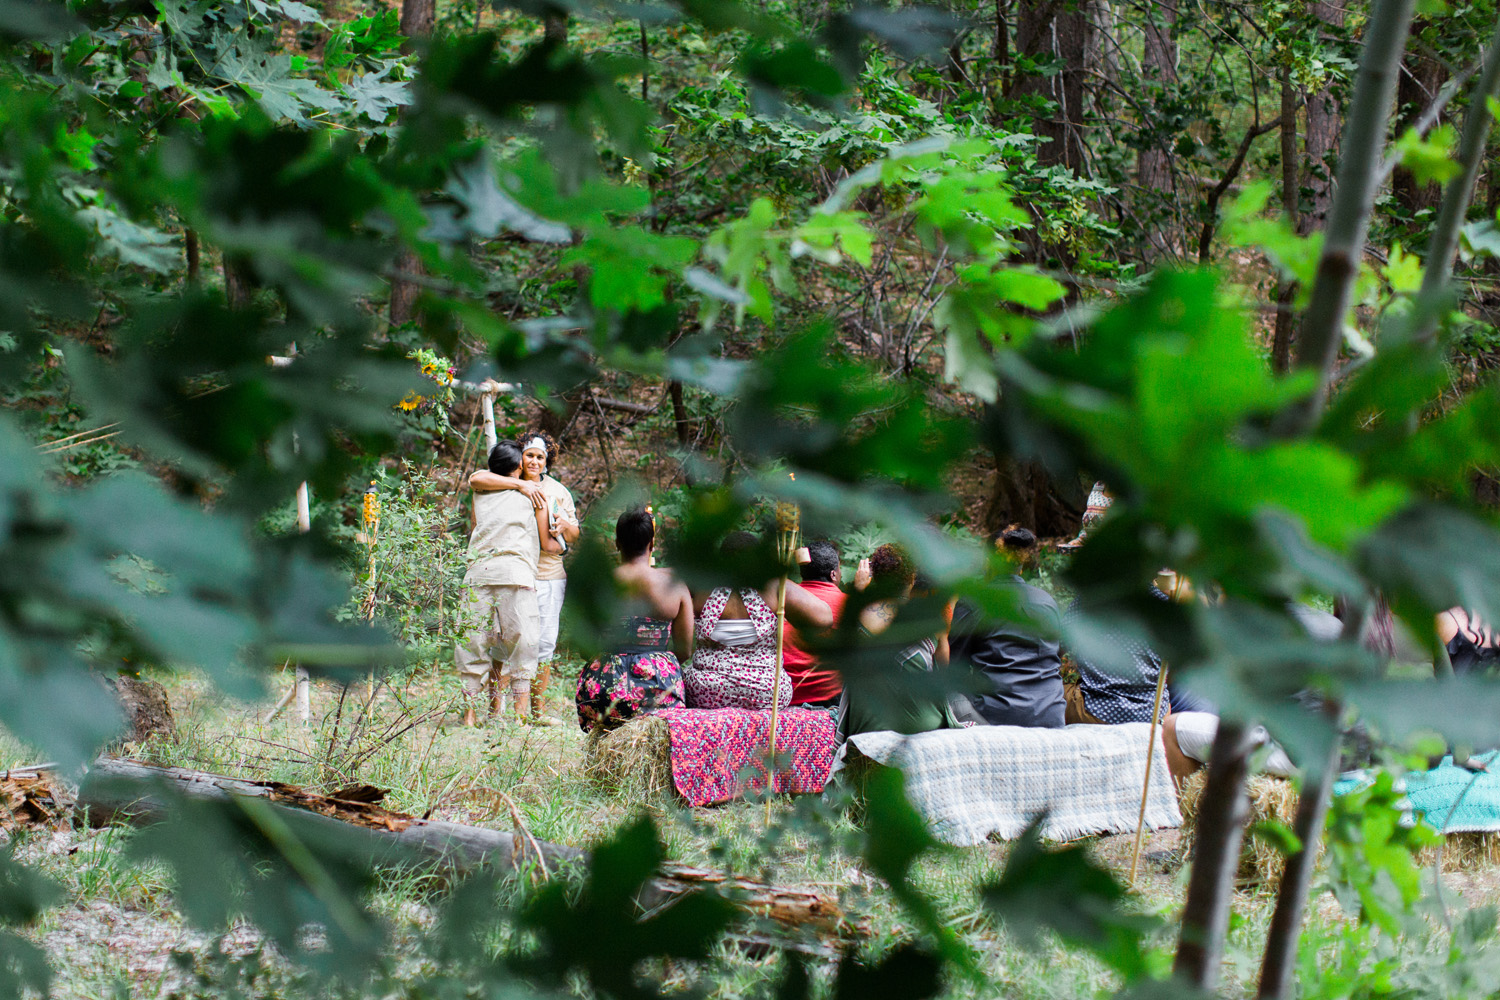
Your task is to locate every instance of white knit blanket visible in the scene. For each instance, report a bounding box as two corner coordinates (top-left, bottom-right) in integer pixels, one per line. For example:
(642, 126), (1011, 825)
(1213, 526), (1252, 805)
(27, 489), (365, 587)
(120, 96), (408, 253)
(835, 723), (1182, 845)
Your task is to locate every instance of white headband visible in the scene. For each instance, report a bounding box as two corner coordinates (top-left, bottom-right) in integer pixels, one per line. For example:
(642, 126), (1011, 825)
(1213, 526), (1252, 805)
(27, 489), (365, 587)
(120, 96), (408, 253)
(524, 436), (548, 454)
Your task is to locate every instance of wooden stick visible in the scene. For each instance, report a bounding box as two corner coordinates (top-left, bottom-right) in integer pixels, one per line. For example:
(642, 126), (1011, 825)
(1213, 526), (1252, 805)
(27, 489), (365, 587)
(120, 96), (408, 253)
(296, 480), (313, 724)
(1128, 662), (1170, 884)
(767, 573), (789, 822)
(1129, 571), (1186, 884)
(35, 422), (120, 448)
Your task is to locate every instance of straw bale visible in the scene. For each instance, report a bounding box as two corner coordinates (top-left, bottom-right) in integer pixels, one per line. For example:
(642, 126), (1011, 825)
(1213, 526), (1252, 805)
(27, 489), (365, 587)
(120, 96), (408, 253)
(1178, 772), (1305, 890)
(582, 716), (674, 799)
(1179, 771), (1500, 884)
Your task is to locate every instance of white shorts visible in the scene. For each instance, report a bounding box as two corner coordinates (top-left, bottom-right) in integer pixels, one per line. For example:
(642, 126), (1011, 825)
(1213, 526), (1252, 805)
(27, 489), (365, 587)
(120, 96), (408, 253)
(1173, 712), (1295, 777)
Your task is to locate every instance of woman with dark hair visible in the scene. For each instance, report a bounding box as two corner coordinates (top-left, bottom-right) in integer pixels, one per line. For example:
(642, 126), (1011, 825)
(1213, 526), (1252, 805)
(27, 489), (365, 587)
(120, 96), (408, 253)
(843, 543), (960, 736)
(685, 531), (834, 710)
(471, 429), (580, 723)
(573, 507), (692, 731)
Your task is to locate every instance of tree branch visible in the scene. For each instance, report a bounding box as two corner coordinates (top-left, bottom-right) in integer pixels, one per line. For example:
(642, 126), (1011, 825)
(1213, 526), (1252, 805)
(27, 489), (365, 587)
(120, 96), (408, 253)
(1174, 719), (1255, 988)
(1255, 604), (1366, 999)
(1413, 15), (1500, 344)
(1281, 0), (1417, 433)
(1198, 118), (1282, 263)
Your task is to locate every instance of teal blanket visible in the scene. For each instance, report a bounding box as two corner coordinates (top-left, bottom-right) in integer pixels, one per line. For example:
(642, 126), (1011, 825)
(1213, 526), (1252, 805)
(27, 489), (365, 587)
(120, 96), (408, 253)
(1336, 752), (1500, 834)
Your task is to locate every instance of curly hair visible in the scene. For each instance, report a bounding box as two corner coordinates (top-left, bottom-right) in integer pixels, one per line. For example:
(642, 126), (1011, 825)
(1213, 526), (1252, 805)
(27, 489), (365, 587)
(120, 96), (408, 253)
(519, 429), (558, 472)
(868, 543), (914, 588)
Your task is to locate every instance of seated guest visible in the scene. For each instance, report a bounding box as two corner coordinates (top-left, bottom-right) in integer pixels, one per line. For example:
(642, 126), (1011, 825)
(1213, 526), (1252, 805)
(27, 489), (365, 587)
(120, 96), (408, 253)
(1163, 713), (1295, 783)
(1063, 571), (1200, 725)
(1437, 607), (1498, 675)
(783, 539), (856, 709)
(949, 527), (1065, 728)
(574, 508), (693, 732)
(843, 545), (957, 736)
(685, 532), (835, 710)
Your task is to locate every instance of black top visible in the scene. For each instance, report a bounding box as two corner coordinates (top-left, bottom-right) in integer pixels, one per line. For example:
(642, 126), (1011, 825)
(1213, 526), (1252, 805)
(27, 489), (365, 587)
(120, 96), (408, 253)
(616, 614), (673, 653)
(1447, 630), (1500, 676)
(949, 577), (1066, 729)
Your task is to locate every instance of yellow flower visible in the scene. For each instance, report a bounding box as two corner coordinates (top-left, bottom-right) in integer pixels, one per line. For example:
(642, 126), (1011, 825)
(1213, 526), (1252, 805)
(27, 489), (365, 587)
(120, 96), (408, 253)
(397, 391), (423, 412)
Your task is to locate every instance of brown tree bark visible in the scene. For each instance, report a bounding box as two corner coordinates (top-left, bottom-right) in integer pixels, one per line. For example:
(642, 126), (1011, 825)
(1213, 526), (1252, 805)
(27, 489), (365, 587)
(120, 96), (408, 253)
(398, 0), (433, 41)
(1303, 1), (1346, 226)
(1011, 0), (1093, 173)
(224, 259), (253, 309)
(1271, 70), (1301, 374)
(1173, 721), (1253, 989)
(1392, 19), (1448, 218)
(1136, 0), (1177, 195)
(984, 455), (1083, 537)
(389, 246), (422, 329)
(391, 0), (435, 329)
(543, 8), (567, 46)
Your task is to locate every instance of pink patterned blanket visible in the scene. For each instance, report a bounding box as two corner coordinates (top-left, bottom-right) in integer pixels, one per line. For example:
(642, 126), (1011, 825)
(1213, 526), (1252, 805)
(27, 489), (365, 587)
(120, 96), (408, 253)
(656, 707), (837, 807)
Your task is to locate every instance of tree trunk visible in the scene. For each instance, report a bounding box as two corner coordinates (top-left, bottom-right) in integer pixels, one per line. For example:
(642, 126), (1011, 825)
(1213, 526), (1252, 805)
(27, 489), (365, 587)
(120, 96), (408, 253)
(1303, 1), (1346, 228)
(1136, 0), (1177, 259)
(1012, 0), (1092, 173)
(1392, 19), (1448, 219)
(1136, 0), (1177, 196)
(543, 8), (567, 46)
(399, 0), (433, 40)
(78, 756), (857, 941)
(224, 259), (253, 309)
(391, 0), (435, 326)
(389, 246), (422, 329)
(993, 0), (1010, 98)
(984, 455), (1083, 537)
(1174, 721), (1253, 989)
(1272, 70), (1301, 374)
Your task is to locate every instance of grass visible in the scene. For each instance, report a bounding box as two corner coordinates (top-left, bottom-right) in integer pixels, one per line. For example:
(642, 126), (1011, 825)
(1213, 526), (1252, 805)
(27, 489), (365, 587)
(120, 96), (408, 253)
(5, 652), (1500, 999)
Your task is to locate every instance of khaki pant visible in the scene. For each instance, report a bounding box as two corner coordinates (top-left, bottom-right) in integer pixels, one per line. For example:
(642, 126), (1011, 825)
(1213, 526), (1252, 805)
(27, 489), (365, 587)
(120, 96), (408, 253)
(455, 584), (540, 695)
(1063, 682), (1105, 725)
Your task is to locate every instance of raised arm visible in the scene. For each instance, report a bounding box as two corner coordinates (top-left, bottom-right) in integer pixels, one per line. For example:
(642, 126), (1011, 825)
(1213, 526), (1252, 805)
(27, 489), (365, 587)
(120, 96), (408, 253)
(470, 470), (544, 508)
(779, 581), (835, 629)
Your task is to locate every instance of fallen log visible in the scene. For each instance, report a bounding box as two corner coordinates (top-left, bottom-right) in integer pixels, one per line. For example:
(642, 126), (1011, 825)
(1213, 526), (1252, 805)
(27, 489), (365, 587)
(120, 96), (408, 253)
(78, 757), (864, 943)
(0, 768), (73, 831)
(79, 756), (584, 875)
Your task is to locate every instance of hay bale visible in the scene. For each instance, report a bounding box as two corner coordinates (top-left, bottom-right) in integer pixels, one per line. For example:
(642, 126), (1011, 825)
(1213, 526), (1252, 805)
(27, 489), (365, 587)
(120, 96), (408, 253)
(1179, 771), (1500, 883)
(583, 716), (674, 800)
(1178, 772), (1303, 889)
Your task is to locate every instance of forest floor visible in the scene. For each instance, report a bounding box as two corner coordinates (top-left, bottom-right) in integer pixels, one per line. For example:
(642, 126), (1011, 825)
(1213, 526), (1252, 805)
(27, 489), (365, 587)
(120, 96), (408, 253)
(11, 658), (1500, 1000)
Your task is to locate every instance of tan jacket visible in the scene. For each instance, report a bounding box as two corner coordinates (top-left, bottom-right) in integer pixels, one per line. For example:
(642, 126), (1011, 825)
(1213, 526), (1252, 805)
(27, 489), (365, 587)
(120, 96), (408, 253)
(463, 491), (539, 588)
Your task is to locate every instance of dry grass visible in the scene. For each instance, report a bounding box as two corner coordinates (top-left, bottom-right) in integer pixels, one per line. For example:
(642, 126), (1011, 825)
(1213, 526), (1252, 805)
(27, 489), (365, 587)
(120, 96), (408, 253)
(582, 715), (675, 800)
(1178, 771), (1303, 889)
(1178, 769), (1500, 884)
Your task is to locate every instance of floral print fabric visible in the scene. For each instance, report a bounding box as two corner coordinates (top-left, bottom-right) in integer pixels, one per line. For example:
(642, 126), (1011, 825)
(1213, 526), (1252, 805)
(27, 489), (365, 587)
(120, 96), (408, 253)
(574, 615), (684, 731)
(683, 588), (791, 710)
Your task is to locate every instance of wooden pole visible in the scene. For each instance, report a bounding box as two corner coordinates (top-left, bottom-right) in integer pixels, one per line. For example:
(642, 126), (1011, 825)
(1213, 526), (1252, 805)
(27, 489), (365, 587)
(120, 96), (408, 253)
(295, 480), (311, 722)
(767, 573), (788, 823)
(1128, 662), (1170, 884)
(1129, 571), (1186, 883)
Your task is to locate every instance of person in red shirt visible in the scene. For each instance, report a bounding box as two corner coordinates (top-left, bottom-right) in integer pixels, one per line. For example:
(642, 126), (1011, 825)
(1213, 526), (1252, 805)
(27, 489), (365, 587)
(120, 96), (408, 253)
(783, 539), (866, 708)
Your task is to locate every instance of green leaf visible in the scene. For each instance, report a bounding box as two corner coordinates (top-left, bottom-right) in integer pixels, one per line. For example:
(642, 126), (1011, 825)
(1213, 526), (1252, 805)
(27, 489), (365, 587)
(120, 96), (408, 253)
(211, 38), (345, 124)
(981, 819), (1156, 976)
(1385, 242), (1422, 293)
(1393, 124), (1461, 187)
(77, 205), (178, 274)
